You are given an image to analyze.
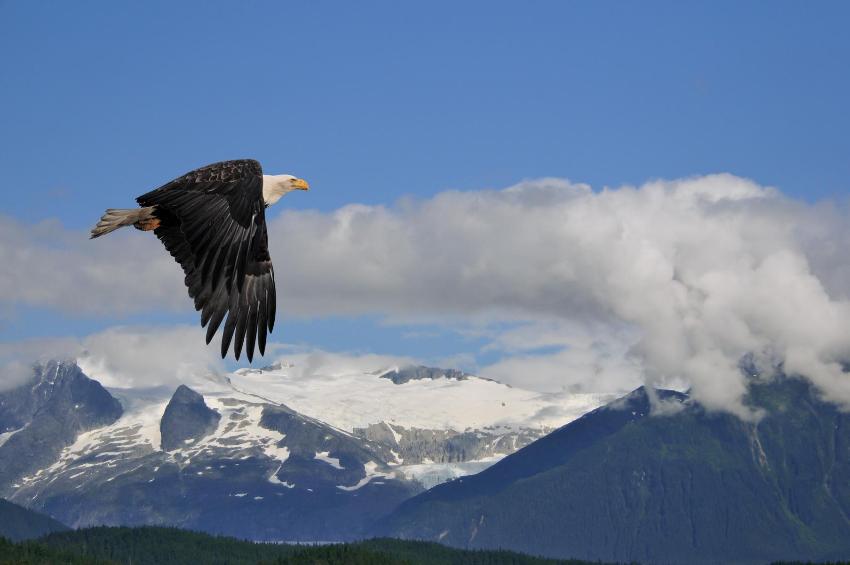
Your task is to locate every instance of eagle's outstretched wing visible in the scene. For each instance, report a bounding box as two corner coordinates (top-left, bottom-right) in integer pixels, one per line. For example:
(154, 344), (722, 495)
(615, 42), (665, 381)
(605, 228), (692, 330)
(136, 159), (275, 362)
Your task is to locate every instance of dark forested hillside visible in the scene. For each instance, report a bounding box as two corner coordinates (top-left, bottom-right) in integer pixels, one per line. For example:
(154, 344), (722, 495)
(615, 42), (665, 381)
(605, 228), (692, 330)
(0, 499), (68, 542)
(378, 378), (850, 565)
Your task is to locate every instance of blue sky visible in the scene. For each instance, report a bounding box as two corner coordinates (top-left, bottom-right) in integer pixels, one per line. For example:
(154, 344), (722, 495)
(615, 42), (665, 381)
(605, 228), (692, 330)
(2, 2), (850, 386)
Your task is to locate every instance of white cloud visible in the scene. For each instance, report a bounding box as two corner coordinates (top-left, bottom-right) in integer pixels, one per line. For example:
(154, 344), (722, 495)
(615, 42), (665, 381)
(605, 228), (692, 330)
(0, 326), (224, 391)
(265, 348), (417, 380)
(2, 175), (850, 416)
(0, 328), (418, 393)
(75, 325), (225, 388)
(477, 321), (646, 394)
(0, 215), (187, 316)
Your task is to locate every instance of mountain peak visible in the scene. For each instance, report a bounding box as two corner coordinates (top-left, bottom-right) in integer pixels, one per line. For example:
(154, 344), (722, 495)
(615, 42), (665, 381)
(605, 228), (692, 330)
(31, 359), (86, 387)
(160, 385), (220, 451)
(22, 360), (122, 426)
(379, 365), (472, 385)
(171, 384), (204, 404)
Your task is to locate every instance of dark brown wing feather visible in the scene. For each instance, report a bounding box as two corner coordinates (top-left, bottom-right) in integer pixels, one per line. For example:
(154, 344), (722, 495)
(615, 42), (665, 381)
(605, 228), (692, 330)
(136, 159), (276, 361)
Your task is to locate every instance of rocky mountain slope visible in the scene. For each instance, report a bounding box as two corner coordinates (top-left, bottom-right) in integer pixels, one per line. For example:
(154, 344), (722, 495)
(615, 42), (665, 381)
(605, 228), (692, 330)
(376, 377), (850, 565)
(0, 361), (123, 489)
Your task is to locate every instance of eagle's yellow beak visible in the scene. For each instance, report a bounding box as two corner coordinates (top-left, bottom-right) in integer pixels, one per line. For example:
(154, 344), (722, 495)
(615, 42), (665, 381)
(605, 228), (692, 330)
(292, 178), (310, 191)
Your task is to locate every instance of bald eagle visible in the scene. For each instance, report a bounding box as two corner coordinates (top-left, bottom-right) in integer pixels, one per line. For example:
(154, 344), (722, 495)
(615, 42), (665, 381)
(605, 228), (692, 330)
(90, 159), (308, 362)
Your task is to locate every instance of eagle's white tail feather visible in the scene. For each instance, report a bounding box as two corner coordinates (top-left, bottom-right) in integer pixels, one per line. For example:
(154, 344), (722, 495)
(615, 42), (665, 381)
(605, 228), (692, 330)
(90, 207), (155, 239)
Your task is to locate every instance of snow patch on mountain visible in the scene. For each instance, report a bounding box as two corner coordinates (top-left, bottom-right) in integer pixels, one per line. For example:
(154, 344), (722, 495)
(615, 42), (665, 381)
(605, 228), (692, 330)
(336, 461), (392, 491)
(0, 426), (25, 448)
(398, 455), (506, 489)
(315, 451), (344, 470)
(169, 400), (287, 467)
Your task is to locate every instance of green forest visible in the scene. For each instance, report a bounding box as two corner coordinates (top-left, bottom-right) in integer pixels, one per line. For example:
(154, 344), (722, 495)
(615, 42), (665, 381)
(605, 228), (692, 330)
(3, 526), (850, 565)
(0, 526), (619, 565)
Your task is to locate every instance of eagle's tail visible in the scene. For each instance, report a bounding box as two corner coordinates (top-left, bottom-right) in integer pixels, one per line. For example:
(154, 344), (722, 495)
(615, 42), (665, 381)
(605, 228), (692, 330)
(90, 207), (157, 239)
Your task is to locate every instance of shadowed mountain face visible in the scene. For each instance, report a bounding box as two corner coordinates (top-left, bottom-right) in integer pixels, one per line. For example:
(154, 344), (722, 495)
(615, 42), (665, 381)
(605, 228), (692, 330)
(0, 498), (68, 541)
(377, 379), (850, 565)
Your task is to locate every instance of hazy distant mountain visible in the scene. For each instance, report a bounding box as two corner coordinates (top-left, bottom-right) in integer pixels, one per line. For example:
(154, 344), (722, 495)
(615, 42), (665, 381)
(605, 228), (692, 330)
(0, 498), (68, 541)
(377, 378), (850, 565)
(378, 365), (472, 384)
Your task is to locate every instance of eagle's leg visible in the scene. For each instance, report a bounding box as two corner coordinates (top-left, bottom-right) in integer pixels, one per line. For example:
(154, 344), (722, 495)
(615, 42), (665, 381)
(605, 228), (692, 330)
(133, 216), (161, 231)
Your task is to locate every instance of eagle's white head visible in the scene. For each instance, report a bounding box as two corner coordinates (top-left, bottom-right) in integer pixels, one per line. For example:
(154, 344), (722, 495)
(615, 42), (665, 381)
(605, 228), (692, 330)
(262, 174), (310, 206)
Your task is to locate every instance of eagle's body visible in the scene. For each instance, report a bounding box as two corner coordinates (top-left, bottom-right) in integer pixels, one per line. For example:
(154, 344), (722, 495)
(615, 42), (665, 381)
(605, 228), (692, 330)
(91, 159), (308, 362)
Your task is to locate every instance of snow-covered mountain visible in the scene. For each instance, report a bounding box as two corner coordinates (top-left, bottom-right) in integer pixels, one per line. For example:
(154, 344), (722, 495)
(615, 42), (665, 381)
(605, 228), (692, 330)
(229, 363), (609, 433)
(0, 359), (613, 540)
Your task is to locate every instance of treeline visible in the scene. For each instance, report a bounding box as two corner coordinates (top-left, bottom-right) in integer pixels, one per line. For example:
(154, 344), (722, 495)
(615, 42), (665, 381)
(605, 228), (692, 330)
(0, 526), (619, 565)
(771, 562), (850, 565)
(0, 536), (112, 565)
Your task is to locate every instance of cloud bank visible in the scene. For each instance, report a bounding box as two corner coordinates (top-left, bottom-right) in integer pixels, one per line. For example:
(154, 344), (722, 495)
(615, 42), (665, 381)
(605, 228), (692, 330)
(269, 175), (850, 416)
(3, 175), (850, 416)
(0, 325), (224, 391)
